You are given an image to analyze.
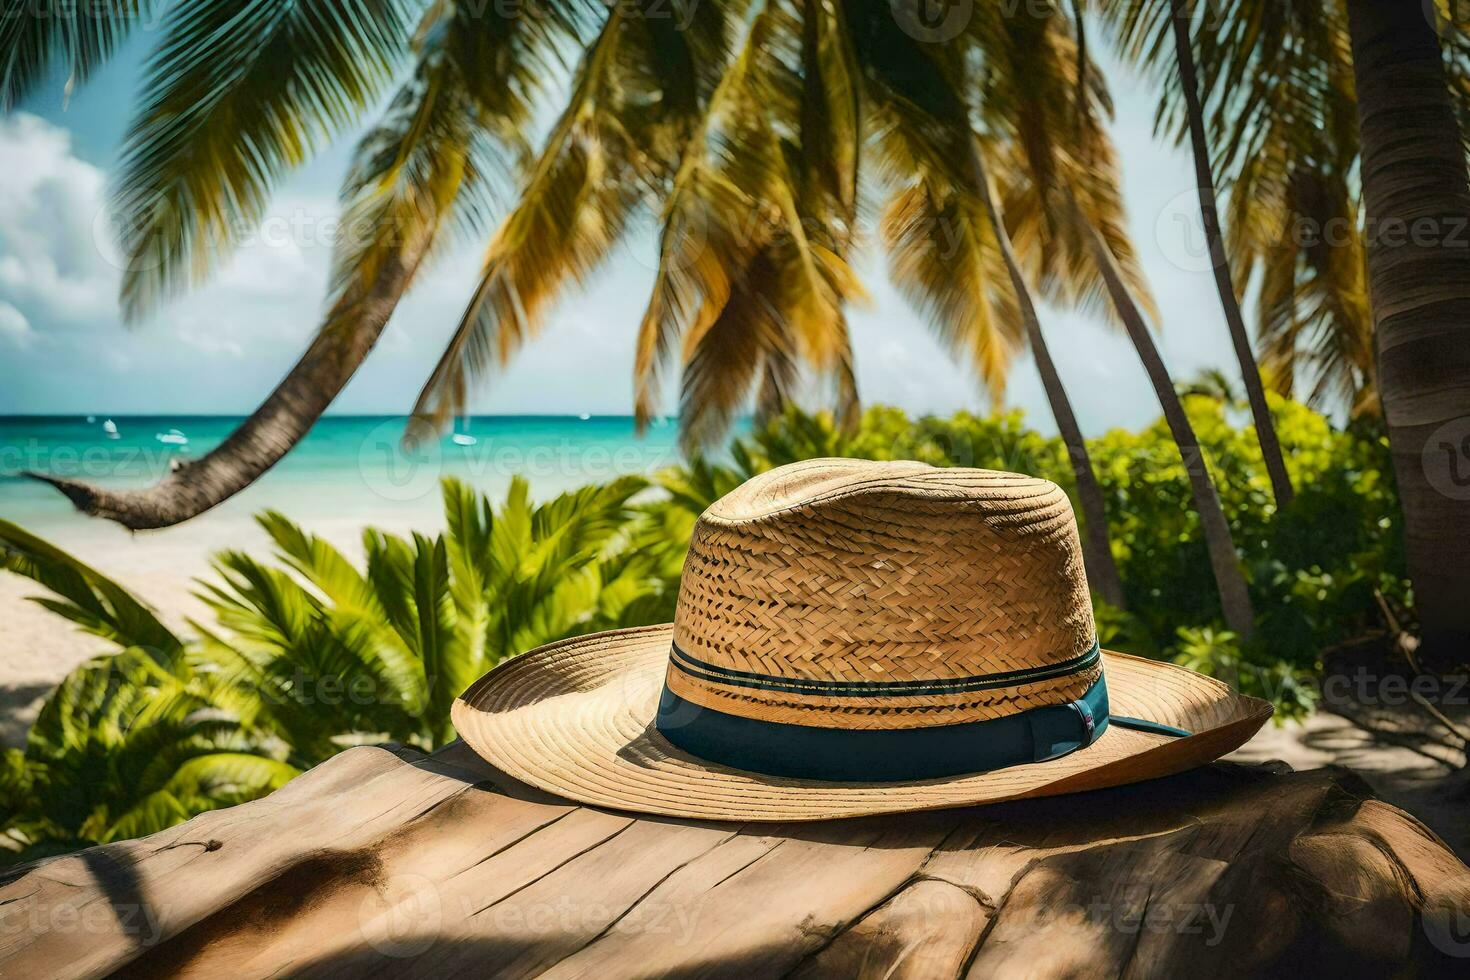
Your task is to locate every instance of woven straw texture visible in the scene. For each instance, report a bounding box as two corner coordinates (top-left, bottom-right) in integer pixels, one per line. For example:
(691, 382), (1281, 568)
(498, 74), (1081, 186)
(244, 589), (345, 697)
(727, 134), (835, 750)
(454, 459), (1273, 820)
(670, 459), (1098, 728)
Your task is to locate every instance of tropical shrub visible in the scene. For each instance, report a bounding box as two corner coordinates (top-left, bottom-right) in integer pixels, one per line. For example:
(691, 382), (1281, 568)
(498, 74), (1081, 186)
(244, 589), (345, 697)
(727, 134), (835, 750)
(0, 521), (297, 860)
(0, 476), (670, 862)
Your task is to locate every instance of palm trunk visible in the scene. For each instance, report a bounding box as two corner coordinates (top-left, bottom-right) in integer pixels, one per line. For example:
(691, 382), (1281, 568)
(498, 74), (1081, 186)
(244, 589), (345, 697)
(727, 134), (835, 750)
(1344, 0), (1470, 665)
(1075, 197), (1255, 637)
(1168, 0), (1294, 509)
(972, 146), (1127, 609)
(30, 252), (418, 530)
(1023, 296), (1129, 611)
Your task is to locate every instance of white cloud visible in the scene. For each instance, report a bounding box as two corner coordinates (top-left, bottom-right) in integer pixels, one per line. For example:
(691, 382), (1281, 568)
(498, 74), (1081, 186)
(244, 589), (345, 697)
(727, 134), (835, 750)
(0, 300), (31, 346)
(0, 112), (329, 373)
(173, 316), (246, 359)
(0, 114), (114, 322)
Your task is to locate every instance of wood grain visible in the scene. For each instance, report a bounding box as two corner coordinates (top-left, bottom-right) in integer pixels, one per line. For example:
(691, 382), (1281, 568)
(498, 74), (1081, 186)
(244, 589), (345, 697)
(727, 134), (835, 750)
(1, 742), (1467, 978)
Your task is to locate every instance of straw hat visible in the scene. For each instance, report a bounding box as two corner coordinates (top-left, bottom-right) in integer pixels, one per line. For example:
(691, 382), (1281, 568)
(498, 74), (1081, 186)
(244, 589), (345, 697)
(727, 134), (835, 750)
(454, 458), (1272, 821)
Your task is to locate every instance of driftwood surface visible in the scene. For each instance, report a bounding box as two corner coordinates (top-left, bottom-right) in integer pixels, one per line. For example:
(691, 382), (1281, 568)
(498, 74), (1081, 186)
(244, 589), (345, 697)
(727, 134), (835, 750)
(1, 742), (1469, 979)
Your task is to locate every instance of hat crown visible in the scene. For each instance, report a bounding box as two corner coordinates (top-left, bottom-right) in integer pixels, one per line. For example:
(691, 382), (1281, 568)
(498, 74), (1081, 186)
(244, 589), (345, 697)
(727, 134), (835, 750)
(668, 459), (1099, 730)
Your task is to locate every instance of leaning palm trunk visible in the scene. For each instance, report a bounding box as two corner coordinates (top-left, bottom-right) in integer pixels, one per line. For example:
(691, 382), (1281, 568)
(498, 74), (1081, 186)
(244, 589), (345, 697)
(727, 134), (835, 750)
(1020, 307), (1129, 610)
(30, 254), (419, 529)
(1075, 197), (1255, 638)
(972, 148), (1127, 608)
(1168, 0), (1293, 509)
(1344, 0), (1470, 665)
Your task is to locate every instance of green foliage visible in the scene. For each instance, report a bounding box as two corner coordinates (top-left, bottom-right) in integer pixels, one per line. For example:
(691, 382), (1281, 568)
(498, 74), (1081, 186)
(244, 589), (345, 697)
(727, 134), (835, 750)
(0, 476), (669, 861)
(0, 521), (292, 860)
(1173, 627), (1318, 723)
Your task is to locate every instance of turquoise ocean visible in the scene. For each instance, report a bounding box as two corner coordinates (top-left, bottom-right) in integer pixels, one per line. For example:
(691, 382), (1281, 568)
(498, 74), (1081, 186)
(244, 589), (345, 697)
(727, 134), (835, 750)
(0, 415), (694, 534)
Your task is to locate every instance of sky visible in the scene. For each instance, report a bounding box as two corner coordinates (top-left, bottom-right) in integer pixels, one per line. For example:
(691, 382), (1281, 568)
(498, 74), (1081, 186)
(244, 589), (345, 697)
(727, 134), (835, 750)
(0, 24), (1235, 435)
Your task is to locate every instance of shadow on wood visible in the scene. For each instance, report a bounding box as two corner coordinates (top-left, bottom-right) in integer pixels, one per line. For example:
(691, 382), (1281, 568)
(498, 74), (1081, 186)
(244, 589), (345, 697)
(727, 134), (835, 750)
(1, 741), (1468, 978)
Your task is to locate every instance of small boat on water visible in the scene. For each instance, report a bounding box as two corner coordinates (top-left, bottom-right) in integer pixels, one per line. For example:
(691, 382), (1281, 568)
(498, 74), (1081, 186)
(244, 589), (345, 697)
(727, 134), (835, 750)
(102, 419), (119, 439)
(155, 428), (188, 446)
(578, 413), (591, 421)
(451, 417), (477, 446)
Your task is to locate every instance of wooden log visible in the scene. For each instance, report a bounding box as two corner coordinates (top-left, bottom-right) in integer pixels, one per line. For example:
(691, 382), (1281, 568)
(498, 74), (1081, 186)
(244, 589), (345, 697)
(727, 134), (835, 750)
(0, 742), (1467, 978)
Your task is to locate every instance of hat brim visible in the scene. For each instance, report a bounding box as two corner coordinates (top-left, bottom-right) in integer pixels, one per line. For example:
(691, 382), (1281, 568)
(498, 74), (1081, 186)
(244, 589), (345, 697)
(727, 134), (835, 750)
(452, 624), (1274, 822)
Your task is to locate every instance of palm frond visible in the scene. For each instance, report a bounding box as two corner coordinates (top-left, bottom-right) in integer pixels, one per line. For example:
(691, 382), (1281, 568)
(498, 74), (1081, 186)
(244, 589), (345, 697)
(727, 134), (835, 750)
(415, 13), (634, 433)
(678, 249), (791, 448)
(0, 0), (153, 110)
(0, 518), (181, 654)
(255, 510), (383, 616)
(1098, 0), (1370, 410)
(111, 0), (416, 318)
(417, 1), (739, 434)
(636, 0), (866, 442)
(1203, 0), (1374, 413)
(988, 5), (1157, 327)
(1440, 2), (1470, 157)
(881, 172), (1019, 398)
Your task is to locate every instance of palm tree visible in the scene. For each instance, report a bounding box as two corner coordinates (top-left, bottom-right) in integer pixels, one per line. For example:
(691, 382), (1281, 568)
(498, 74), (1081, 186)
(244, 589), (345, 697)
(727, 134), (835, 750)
(963, 14), (1134, 607)
(8, 0), (1249, 625)
(974, 145), (1127, 608)
(1074, 199), (1255, 635)
(1163, 0), (1294, 508)
(1342, 0), (1470, 663)
(979, 8), (1250, 617)
(976, 7), (1254, 632)
(1215, 3), (1377, 418)
(20, 0), (592, 526)
(1102, 0), (1377, 418)
(1103, 0), (1470, 658)
(601, 1), (1139, 604)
